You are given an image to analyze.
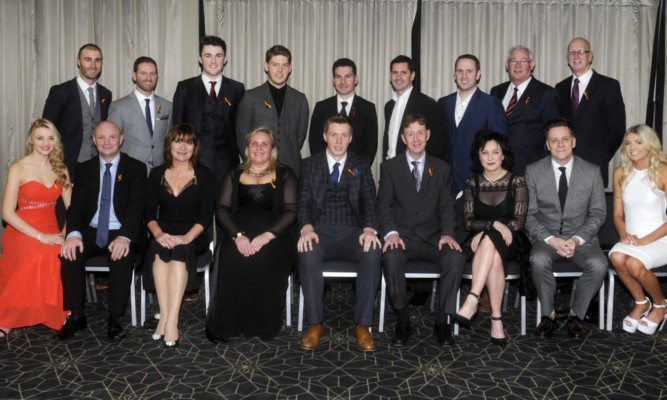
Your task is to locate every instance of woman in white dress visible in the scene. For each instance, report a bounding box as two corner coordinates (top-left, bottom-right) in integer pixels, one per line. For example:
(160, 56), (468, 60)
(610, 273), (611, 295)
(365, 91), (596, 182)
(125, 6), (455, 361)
(609, 124), (667, 334)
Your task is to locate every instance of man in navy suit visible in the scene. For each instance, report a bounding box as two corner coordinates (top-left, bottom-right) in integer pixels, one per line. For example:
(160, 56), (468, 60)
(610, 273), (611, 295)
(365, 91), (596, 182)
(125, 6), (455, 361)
(438, 54), (507, 193)
(43, 43), (112, 177)
(490, 46), (560, 176)
(378, 114), (464, 347)
(56, 121), (147, 341)
(555, 37), (626, 187)
(298, 115), (382, 352)
(172, 36), (245, 183)
(309, 58), (378, 164)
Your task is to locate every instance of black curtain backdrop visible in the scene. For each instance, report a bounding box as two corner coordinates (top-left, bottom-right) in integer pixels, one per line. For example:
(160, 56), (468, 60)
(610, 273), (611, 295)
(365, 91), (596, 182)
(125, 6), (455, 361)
(646, 0), (665, 140)
(411, 0), (422, 92)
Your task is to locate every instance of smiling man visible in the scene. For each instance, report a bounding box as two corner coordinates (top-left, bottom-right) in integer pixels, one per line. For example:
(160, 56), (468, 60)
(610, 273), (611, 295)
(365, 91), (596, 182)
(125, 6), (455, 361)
(309, 58), (378, 164)
(236, 45), (309, 175)
(108, 57), (172, 172)
(490, 46), (560, 176)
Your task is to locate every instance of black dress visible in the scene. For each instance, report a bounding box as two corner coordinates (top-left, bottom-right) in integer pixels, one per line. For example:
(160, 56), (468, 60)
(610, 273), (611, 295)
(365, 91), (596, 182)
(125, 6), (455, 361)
(206, 166), (297, 339)
(143, 165), (215, 292)
(462, 172), (529, 276)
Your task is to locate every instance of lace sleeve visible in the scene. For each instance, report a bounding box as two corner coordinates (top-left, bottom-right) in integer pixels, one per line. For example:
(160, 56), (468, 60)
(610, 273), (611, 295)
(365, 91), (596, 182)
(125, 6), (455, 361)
(508, 175), (528, 231)
(266, 167), (298, 237)
(215, 171), (240, 236)
(463, 176), (493, 232)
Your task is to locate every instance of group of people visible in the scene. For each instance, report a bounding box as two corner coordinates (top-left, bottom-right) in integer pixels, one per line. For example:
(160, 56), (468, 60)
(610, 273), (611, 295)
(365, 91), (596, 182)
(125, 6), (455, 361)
(0, 34), (665, 352)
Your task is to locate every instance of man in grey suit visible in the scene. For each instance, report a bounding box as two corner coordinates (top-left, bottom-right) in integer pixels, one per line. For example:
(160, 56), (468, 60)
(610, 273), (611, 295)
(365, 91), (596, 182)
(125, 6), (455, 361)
(108, 56), (172, 171)
(236, 45), (309, 175)
(377, 114), (464, 347)
(525, 118), (607, 337)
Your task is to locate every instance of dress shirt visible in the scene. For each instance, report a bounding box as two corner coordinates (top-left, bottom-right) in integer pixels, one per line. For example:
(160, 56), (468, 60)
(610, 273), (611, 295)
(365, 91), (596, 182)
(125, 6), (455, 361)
(570, 69), (593, 103)
(387, 86), (413, 159)
(326, 151), (347, 184)
(76, 76), (97, 107)
(337, 94), (355, 114)
(383, 152), (426, 241)
(133, 90), (155, 122)
(502, 77), (532, 109)
(201, 73), (222, 97)
(455, 88), (477, 127)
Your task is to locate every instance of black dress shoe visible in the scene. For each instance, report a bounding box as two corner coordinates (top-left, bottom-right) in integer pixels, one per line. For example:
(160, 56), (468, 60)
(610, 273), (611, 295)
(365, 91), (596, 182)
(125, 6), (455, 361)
(54, 315), (87, 341)
(107, 316), (126, 340)
(567, 315), (586, 337)
(391, 320), (412, 347)
(433, 322), (455, 347)
(536, 316), (555, 337)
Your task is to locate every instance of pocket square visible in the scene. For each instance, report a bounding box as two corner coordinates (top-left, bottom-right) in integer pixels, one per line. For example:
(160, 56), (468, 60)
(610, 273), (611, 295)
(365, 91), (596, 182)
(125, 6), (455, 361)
(156, 114), (170, 120)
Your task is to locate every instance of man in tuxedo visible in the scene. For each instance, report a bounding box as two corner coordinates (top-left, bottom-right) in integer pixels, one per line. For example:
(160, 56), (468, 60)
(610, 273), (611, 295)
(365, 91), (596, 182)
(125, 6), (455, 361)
(525, 118), (607, 337)
(56, 121), (147, 341)
(43, 43), (112, 177)
(108, 56), (172, 171)
(309, 58), (378, 164)
(298, 115), (382, 352)
(236, 45), (309, 175)
(555, 37), (626, 187)
(438, 54), (507, 193)
(383, 55), (444, 162)
(172, 35), (245, 183)
(377, 114), (464, 347)
(490, 46), (560, 176)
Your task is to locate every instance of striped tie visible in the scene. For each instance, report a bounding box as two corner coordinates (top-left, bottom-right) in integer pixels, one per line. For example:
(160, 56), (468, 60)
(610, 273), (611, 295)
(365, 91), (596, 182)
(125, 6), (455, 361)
(506, 87), (518, 117)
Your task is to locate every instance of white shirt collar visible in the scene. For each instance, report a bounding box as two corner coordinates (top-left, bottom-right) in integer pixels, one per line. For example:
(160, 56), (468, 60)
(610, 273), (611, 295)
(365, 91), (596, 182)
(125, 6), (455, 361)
(326, 151), (347, 175)
(392, 86), (413, 103)
(337, 94), (355, 113)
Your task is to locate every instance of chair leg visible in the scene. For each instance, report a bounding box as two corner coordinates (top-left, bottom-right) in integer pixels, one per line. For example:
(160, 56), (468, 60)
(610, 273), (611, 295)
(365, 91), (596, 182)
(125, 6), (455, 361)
(298, 286), (305, 332)
(521, 295), (526, 335)
(285, 275), (292, 327)
(140, 277), (146, 326)
(598, 281), (605, 330)
(130, 269), (137, 327)
(513, 286), (520, 309)
(379, 274), (386, 333)
(429, 280), (437, 311)
(90, 273), (98, 303)
(502, 281), (510, 312)
(569, 280), (577, 308)
(454, 287), (460, 336)
(204, 267), (210, 315)
(606, 269), (615, 331)
(85, 274), (93, 303)
(536, 299), (541, 326)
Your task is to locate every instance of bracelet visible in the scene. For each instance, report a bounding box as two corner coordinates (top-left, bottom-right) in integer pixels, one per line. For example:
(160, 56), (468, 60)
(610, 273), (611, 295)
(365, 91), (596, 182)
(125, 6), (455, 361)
(232, 231), (245, 240)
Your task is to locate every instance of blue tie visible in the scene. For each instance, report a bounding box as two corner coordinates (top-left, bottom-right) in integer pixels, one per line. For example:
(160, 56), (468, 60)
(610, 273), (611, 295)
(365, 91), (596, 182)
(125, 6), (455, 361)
(96, 163), (112, 248)
(145, 99), (153, 137)
(331, 162), (340, 187)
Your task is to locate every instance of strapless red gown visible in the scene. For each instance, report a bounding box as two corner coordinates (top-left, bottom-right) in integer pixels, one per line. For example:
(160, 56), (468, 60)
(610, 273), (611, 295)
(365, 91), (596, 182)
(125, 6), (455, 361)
(0, 181), (69, 330)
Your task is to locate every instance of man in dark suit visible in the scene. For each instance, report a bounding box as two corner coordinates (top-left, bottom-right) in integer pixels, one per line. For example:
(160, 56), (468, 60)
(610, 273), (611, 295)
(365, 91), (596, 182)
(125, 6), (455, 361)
(43, 43), (112, 177)
(172, 35), (245, 183)
(56, 121), (147, 341)
(309, 58), (378, 164)
(378, 114), (464, 347)
(108, 56), (172, 171)
(525, 118), (607, 337)
(298, 115), (382, 352)
(383, 55), (444, 162)
(236, 45), (309, 175)
(438, 54), (507, 193)
(555, 37), (626, 187)
(490, 46), (560, 176)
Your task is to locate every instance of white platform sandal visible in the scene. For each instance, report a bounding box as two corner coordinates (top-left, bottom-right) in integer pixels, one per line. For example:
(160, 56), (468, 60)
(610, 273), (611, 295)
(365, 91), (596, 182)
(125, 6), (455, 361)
(637, 302), (667, 335)
(623, 297), (651, 333)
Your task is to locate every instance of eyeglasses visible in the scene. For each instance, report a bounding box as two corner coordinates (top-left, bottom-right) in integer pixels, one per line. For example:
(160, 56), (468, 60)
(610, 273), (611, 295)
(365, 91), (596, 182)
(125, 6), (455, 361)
(509, 59), (531, 65)
(567, 50), (591, 57)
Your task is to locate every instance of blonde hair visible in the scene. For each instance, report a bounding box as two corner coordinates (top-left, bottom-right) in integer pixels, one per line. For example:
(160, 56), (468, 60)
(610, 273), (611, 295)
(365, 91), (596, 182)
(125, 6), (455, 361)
(240, 127), (279, 171)
(619, 124), (667, 190)
(26, 118), (70, 188)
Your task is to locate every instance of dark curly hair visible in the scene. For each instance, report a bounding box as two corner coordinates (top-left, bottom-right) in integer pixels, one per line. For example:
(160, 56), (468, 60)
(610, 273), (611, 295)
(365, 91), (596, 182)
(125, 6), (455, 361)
(469, 130), (514, 173)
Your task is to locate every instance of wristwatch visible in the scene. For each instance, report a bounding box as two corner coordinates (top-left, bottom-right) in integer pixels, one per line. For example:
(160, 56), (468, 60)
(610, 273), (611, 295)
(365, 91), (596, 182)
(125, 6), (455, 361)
(232, 231), (245, 240)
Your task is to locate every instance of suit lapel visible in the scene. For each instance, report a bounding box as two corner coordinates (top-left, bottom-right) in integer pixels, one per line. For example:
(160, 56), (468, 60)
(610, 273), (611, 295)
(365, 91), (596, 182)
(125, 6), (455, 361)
(575, 71), (599, 115)
(261, 83), (278, 119)
(458, 90), (481, 133)
(563, 157), (583, 213)
(539, 158), (561, 213)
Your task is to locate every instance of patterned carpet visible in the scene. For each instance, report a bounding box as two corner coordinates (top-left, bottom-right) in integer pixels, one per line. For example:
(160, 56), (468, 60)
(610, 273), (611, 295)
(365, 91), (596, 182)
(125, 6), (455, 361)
(1, 278), (666, 400)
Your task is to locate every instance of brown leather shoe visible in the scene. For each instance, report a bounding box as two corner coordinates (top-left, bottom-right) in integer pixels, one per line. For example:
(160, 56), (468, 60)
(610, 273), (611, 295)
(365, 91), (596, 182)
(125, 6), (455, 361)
(183, 292), (199, 302)
(354, 325), (376, 351)
(300, 324), (324, 350)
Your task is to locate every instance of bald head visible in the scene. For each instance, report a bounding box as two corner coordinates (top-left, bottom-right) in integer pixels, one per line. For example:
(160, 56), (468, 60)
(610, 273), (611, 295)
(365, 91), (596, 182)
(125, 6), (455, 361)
(93, 121), (124, 162)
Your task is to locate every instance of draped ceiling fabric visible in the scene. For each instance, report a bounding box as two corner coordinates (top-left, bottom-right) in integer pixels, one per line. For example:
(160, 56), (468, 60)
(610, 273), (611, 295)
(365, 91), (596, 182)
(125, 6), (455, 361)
(0, 0), (662, 246)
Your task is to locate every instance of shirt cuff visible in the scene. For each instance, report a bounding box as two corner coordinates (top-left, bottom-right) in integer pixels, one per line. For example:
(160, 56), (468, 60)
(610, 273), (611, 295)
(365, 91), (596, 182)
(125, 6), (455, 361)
(384, 231), (399, 241)
(544, 235), (554, 244)
(67, 231), (82, 240)
(573, 235), (585, 245)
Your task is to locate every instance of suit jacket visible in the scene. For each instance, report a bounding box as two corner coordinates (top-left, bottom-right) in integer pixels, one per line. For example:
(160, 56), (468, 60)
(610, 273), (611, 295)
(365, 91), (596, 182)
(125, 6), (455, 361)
(172, 75), (245, 171)
(438, 89), (507, 192)
(66, 153), (147, 243)
(42, 78), (112, 175)
(383, 89), (445, 161)
(298, 151), (377, 230)
(555, 70), (626, 186)
(490, 77), (560, 176)
(309, 95), (378, 164)
(236, 82), (309, 175)
(378, 153), (457, 245)
(524, 156), (605, 244)
(107, 92), (173, 170)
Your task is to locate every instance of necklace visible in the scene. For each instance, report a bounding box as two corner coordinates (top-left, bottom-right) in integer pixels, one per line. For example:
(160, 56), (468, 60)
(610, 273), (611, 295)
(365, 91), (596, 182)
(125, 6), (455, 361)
(247, 168), (273, 177)
(483, 169), (505, 182)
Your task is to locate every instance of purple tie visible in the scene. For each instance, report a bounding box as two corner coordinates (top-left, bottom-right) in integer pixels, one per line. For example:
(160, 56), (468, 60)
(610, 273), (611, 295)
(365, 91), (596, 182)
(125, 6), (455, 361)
(571, 78), (580, 113)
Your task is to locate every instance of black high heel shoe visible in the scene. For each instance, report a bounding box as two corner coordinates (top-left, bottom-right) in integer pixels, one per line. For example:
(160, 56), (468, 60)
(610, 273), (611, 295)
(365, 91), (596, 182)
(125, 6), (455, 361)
(490, 316), (508, 346)
(164, 338), (180, 348)
(453, 292), (479, 328)
(151, 332), (164, 341)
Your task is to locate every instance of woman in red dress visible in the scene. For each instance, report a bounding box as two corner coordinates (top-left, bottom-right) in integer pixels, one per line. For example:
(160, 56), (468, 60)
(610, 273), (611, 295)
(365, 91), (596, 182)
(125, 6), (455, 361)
(0, 119), (71, 338)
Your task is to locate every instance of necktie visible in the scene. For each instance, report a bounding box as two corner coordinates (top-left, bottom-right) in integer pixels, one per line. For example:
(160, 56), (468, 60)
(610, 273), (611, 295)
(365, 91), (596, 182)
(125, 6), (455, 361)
(331, 162), (340, 187)
(412, 161), (421, 192)
(571, 78), (580, 113)
(340, 101), (348, 116)
(209, 81), (217, 104)
(87, 87), (95, 114)
(145, 99), (153, 137)
(96, 163), (112, 248)
(558, 166), (568, 211)
(506, 87), (518, 117)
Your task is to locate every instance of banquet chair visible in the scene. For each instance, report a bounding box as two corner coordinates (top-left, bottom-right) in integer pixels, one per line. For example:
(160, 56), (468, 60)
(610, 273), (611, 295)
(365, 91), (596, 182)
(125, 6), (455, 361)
(84, 254), (137, 326)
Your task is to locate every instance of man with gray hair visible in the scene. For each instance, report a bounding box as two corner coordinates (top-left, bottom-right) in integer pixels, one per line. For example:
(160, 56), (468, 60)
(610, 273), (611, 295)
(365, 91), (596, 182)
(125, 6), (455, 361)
(490, 46), (560, 176)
